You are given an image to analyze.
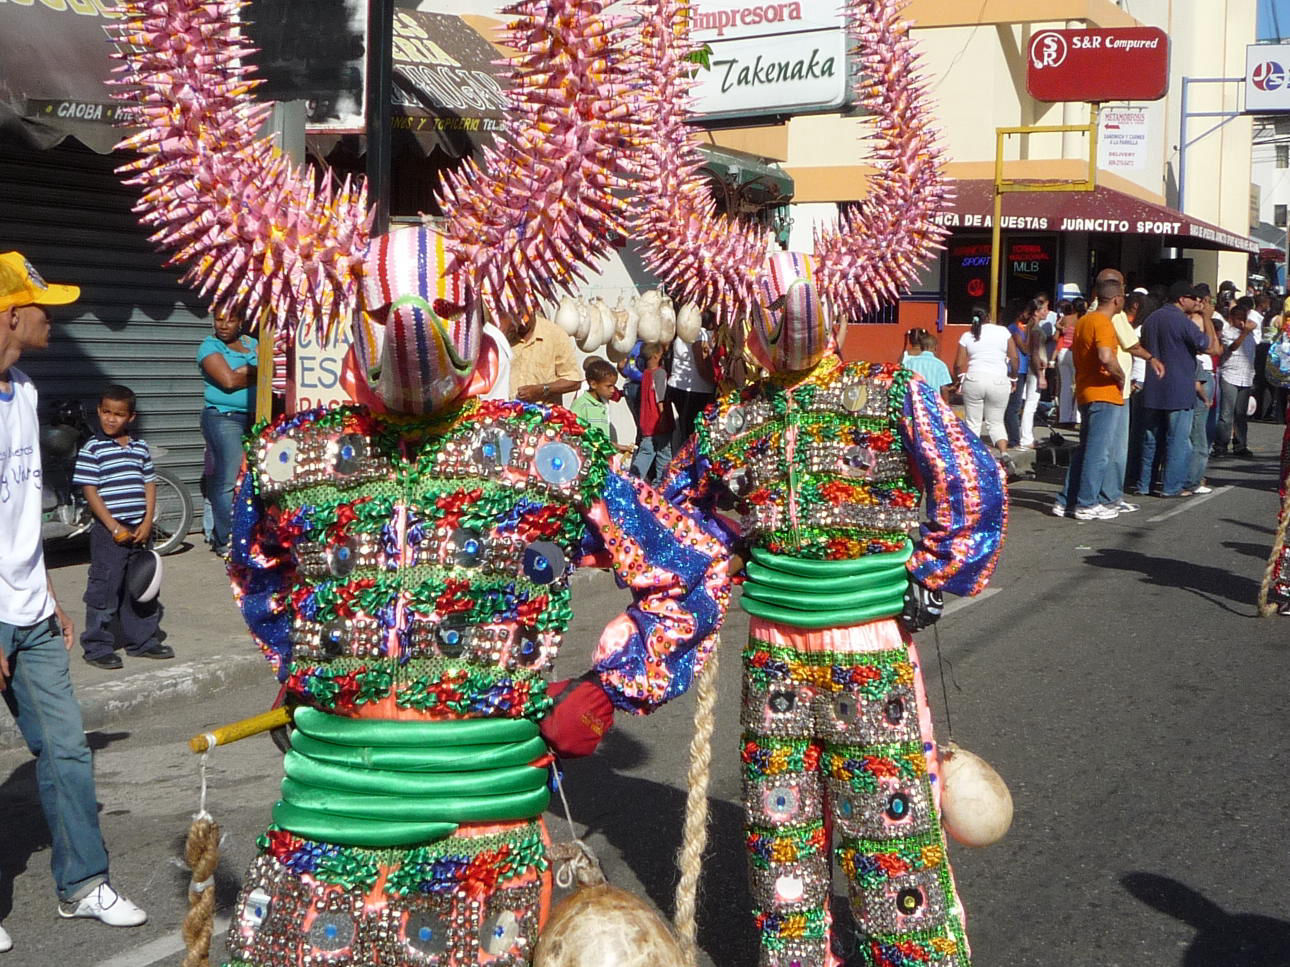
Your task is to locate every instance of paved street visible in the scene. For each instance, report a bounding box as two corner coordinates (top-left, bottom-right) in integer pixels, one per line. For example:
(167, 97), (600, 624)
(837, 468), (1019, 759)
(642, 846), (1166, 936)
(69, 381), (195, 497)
(1, 423), (1288, 967)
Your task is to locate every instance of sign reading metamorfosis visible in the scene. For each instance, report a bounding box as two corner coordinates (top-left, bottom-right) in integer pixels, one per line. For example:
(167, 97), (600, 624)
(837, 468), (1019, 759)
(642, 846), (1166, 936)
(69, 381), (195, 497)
(690, 0), (848, 119)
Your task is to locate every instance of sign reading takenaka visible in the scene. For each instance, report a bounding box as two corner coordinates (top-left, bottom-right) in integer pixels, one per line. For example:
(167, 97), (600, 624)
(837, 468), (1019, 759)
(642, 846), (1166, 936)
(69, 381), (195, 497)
(690, 0), (848, 119)
(1026, 27), (1169, 103)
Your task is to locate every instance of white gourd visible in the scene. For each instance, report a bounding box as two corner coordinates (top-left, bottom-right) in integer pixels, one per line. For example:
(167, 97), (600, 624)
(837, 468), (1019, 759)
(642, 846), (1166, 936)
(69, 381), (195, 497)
(675, 302), (702, 343)
(555, 296), (581, 336)
(939, 743), (1014, 848)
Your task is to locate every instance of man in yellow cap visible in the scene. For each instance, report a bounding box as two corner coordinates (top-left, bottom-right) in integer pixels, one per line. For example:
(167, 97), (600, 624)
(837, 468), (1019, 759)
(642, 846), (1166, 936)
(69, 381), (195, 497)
(0, 252), (147, 952)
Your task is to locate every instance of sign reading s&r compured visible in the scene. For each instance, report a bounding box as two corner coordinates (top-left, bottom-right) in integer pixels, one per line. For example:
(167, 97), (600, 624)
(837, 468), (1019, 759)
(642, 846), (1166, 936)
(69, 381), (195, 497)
(1026, 28), (1170, 103)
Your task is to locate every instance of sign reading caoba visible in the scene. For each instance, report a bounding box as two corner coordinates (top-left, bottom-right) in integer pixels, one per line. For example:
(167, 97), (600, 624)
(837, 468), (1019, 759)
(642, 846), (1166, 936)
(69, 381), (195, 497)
(690, 0), (848, 119)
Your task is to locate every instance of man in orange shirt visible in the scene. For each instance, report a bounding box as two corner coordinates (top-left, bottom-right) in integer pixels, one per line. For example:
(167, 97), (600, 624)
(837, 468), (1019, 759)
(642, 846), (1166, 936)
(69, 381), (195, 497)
(1053, 275), (1128, 520)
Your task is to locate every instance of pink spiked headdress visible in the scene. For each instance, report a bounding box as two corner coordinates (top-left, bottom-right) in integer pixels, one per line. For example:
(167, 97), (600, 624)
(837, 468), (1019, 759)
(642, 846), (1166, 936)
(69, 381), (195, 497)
(109, 0), (636, 412)
(629, 0), (950, 373)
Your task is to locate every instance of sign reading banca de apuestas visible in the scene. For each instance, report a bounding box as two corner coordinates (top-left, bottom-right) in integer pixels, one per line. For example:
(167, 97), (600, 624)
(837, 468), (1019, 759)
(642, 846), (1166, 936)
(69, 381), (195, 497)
(690, 0), (849, 120)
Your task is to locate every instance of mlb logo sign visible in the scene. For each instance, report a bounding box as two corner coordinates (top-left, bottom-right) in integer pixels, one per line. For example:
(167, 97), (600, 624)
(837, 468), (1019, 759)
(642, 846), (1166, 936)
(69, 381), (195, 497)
(1246, 44), (1290, 112)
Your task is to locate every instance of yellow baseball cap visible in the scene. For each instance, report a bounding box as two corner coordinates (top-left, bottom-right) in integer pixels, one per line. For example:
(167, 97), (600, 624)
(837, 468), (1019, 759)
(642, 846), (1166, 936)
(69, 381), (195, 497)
(0, 252), (80, 312)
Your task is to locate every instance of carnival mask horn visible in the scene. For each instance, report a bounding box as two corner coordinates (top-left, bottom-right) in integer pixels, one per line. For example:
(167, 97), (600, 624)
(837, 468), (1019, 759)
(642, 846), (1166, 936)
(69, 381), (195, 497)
(351, 227), (483, 415)
(628, 0), (950, 373)
(111, 0), (638, 416)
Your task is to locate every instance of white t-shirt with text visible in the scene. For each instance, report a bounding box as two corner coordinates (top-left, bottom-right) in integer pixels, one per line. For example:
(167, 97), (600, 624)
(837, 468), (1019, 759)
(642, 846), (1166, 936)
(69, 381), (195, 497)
(0, 369), (54, 626)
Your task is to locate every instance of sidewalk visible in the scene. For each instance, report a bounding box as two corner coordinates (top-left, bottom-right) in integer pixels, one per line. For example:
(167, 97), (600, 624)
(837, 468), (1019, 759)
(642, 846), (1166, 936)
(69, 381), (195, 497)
(1, 540), (267, 750)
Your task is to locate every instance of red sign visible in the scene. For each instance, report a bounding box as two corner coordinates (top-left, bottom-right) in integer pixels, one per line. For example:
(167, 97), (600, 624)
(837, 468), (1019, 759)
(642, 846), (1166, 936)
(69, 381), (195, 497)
(1027, 27), (1169, 103)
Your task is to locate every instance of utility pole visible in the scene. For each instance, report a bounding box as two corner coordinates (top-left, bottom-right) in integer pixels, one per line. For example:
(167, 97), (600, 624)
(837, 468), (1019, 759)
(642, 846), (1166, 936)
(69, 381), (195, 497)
(366, 0), (395, 235)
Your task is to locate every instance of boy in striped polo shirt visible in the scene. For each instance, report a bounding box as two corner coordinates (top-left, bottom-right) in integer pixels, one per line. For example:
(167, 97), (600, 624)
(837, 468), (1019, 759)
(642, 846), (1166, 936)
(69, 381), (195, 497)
(72, 385), (173, 668)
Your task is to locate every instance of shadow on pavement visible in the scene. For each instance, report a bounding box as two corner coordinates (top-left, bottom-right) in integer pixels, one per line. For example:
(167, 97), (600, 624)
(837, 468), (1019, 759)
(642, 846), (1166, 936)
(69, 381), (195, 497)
(1222, 540), (1280, 562)
(1123, 872), (1290, 966)
(559, 729), (758, 967)
(0, 730), (130, 920)
(1082, 548), (1260, 616)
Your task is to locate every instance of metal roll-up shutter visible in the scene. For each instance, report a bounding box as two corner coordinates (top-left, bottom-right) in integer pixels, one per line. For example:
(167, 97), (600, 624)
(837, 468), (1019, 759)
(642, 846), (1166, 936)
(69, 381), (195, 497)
(0, 139), (211, 516)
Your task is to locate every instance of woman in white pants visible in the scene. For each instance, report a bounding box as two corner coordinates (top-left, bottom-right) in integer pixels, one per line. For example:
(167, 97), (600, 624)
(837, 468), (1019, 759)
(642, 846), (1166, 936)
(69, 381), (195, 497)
(1054, 298), (1084, 425)
(955, 305), (1018, 455)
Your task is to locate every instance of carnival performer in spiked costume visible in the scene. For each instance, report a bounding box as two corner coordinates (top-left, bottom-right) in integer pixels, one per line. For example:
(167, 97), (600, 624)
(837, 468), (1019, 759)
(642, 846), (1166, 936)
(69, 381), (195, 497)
(633, 2), (1007, 964)
(111, 2), (730, 965)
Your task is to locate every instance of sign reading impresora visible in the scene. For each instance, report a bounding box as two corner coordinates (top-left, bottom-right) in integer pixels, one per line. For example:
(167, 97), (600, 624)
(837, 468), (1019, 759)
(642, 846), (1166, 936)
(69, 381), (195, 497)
(690, 0), (849, 120)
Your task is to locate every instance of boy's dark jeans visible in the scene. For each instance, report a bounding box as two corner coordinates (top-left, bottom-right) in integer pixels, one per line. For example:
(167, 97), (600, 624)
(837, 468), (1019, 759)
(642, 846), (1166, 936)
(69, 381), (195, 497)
(81, 521), (161, 660)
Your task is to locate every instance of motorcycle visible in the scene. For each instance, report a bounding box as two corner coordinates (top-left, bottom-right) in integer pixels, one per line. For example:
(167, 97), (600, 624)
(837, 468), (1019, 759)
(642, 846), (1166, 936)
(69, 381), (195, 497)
(39, 399), (195, 556)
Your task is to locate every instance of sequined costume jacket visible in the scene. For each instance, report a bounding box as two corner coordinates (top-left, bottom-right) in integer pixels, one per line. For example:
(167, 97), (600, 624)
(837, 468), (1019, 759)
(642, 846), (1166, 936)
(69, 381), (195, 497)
(664, 356), (1006, 589)
(230, 399), (731, 719)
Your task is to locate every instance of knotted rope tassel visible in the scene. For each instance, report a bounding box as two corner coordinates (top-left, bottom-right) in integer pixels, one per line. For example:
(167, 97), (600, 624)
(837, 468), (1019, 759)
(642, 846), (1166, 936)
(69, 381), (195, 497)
(673, 639), (720, 967)
(182, 750), (220, 967)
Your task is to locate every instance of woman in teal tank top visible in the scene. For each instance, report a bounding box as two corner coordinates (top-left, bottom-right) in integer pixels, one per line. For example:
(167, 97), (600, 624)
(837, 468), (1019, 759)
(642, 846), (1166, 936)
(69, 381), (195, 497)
(196, 313), (257, 557)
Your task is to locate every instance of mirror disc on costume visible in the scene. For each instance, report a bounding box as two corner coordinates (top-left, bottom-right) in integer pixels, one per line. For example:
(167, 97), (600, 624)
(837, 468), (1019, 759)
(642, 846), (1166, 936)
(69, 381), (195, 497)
(452, 528), (484, 568)
(838, 796), (856, 819)
(774, 875), (805, 904)
(404, 911), (450, 956)
(896, 888), (924, 916)
(765, 785), (800, 820)
(436, 619), (469, 658)
(321, 621), (348, 657)
(333, 434), (366, 474)
(768, 692), (795, 714)
(727, 467), (749, 496)
(515, 631), (542, 666)
(476, 430), (514, 470)
(264, 439), (297, 482)
(534, 442), (580, 485)
(240, 888), (272, 930)
(841, 384), (869, 412)
(885, 792), (911, 821)
(327, 538), (359, 578)
(724, 407), (747, 435)
(884, 697), (905, 725)
(522, 542), (567, 585)
(480, 910), (521, 955)
(833, 693), (856, 723)
(307, 911), (354, 952)
(842, 445), (876, 477)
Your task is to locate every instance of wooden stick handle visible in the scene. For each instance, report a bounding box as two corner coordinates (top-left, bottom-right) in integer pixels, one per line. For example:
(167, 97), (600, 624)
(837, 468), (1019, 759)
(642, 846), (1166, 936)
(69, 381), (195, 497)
(188, 706), (291, 754)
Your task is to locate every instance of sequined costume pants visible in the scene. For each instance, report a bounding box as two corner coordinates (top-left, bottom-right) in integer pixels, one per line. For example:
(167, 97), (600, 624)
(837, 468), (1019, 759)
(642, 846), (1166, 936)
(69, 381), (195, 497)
(224, 711), (553, 966)
(1274, 419), (1290, 600)
(741, 616), (970, 967)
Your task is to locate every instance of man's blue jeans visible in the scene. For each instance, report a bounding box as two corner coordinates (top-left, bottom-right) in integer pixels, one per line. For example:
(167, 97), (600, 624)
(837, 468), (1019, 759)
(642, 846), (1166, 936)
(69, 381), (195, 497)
(1, 616), (109, 902)
(1137, 407), (1194, 496)
(1098, 395), (1131, 505)
(1186, 370), (1214, 490)
(1058, 400), (1122, 509)
(200, 406), (249, 555)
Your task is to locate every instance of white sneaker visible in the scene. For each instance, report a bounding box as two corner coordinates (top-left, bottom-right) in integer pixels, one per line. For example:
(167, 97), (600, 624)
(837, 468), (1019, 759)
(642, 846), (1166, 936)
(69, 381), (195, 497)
(1074, 504), (1119, 521)
(1193, 485), (1214, 495)
(0, 924), (11, 952)
(1050, 502), (1068, 517)
(1112, 500), (1140, 513)
(58, 883), (147, 927)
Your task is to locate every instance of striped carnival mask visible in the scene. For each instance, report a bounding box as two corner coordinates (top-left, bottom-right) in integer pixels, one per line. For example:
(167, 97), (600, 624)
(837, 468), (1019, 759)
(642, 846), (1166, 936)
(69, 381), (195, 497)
(747, 251), (835, 374)
(352, 226), (483, 415)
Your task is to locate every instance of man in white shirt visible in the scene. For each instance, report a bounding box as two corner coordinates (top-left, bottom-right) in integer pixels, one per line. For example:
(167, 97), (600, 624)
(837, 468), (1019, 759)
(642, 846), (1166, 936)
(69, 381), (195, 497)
(1215, 300), (1261, 457)
(0, 253), (147, 952)
(666, 324), (716, 449)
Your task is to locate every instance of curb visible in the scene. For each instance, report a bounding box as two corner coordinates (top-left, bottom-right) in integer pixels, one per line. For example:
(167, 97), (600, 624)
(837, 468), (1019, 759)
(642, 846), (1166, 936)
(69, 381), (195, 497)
(0, 652), (269, 751)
